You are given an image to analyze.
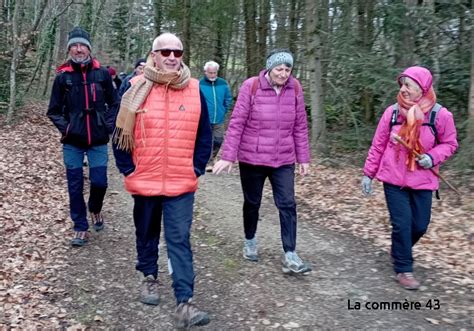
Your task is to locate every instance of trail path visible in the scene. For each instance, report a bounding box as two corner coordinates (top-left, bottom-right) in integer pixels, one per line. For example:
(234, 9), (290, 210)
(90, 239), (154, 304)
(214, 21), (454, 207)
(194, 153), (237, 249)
(56, 163), (472, 330)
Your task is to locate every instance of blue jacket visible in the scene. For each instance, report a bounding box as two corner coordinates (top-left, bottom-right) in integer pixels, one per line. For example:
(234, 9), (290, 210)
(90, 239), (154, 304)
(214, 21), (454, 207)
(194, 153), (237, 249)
(199, 77), (232, 124)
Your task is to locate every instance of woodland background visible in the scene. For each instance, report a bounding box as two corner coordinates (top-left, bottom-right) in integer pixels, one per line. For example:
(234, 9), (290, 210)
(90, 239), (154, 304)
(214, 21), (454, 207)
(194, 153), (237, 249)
(0, 0), (473, 169)
(1, 1), (473, 327)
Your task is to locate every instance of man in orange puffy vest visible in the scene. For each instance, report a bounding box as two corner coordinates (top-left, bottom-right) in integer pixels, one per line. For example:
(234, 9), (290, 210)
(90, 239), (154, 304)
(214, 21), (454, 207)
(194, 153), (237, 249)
(112, 33), (212, 329)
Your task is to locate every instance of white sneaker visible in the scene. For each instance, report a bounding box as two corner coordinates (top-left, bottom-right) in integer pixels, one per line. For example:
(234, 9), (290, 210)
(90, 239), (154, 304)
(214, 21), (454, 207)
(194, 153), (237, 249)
(282, 251), (311, 274)
(243, 238), (258, 261)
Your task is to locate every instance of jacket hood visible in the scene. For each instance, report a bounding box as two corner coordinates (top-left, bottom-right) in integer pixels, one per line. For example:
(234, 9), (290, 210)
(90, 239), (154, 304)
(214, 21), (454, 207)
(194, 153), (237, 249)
(397, 66), (433, 95)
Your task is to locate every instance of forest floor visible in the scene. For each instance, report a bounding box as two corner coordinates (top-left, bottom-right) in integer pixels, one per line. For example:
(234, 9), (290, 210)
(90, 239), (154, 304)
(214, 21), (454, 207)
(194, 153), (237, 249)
(1, 102), (473, 330)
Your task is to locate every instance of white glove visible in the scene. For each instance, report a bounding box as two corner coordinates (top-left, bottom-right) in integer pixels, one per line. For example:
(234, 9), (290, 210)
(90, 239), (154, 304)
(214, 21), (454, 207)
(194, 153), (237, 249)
(417, 154), (433, 169)
(361, 175), (373, 196)
(212, 160), (233, 174)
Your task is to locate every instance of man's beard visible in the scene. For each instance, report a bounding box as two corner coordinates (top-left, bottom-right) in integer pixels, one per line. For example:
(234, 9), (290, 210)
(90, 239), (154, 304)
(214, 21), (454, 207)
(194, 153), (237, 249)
(71, 55), (91, 64)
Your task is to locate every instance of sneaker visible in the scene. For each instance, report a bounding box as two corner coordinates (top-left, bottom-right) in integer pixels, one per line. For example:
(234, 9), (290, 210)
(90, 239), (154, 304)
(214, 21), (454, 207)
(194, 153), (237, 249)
(243, 238), (258, 261)
(90, 212), (104, 232)
(281, 251), (311, 274)
(175, 301), (210, 328)
(205, 165), (213, 172)
(140, 275), (160, 305)
(396, 272), (420, 290)
(71, 231), (89, 247)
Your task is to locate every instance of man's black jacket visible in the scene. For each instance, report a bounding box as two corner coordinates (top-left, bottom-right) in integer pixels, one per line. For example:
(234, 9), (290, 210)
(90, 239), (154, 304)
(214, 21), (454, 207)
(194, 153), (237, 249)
(47, 58), (119, 147)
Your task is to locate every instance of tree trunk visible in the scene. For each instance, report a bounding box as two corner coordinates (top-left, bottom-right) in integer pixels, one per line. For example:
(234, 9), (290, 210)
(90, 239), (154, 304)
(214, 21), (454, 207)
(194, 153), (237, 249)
(257, 0), (270, 68)
(305, 0), (327, 155)
(55, 7), (68, 65)
(181, 0), (191, 65)
(6, 0), (23, 124)
(395, 0), (417, 68)
(124, 0), (134, 70)
(288, 0), (298, 56)
(153, 0), (163, 36)
(463, 0), (474, 166)
(358, 0), (375, 123)
(244, 0), (258, 77)
(273, 0), (284, 48)
(423, 0), (440, 85)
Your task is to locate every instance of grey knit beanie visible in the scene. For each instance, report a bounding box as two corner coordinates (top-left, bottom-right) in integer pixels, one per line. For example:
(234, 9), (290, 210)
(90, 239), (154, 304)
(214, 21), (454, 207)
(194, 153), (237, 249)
(266, 49), (293, 71)
(67, 27), (91, 50)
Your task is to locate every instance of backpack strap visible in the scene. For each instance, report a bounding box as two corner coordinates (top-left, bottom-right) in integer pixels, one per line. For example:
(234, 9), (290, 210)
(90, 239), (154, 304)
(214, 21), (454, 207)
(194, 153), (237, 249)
(422, 103), (442, 144)
(250, 77), (259, 106)
(293, 79), (300, 97)
(390, 103), (400, 129)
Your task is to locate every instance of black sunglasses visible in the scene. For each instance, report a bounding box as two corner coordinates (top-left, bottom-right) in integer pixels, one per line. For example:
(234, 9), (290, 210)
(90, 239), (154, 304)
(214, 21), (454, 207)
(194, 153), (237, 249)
(154, 49), (184, 58)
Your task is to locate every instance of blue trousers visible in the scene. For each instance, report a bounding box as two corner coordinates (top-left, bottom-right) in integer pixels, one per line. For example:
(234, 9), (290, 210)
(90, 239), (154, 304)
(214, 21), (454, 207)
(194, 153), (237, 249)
(63, 144), (108, 231)
(239, 162), (297, 252)
(133, 192), (195, 304)
(383, 183), (432, 273)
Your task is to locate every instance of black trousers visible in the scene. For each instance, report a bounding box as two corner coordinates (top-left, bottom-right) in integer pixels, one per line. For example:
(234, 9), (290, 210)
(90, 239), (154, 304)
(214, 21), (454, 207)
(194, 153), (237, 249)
(239, 162), (297, 252)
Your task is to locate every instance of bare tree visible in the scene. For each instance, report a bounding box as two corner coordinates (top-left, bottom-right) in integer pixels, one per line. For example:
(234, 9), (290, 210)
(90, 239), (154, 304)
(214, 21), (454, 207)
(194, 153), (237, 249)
(153, 0), (163, 36)
(6, 0), (23, 124)
(305, 0), (327, 154)
(395, 0), (417, 68)
(6, 0), (51, 123)
(244, 0), (258, 77)
(178, 0), (191, 64)
(463, 0), (474, 166)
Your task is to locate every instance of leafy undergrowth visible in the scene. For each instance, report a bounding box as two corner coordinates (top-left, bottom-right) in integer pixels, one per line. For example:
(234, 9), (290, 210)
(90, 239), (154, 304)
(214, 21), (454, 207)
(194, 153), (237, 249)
(296, 162), (473, 288)
(0, 102), (71, 328)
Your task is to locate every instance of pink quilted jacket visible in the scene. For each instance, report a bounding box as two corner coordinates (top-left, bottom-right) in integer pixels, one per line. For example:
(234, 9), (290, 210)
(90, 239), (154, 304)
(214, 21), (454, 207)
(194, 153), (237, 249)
(221, 70), (310, 167)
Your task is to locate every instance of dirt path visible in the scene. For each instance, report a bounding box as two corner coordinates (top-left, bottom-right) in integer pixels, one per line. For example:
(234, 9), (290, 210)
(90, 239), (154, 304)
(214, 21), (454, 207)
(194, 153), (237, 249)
(53, 161), (472, 330)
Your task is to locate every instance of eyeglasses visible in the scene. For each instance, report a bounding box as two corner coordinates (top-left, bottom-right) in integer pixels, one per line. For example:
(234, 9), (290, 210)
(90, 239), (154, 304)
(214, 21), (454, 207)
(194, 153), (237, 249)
(154, 49), (184, 58)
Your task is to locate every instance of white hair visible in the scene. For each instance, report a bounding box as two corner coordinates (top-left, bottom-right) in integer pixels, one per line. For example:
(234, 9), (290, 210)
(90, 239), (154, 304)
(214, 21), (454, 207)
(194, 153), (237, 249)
(204, 61), (219, 71)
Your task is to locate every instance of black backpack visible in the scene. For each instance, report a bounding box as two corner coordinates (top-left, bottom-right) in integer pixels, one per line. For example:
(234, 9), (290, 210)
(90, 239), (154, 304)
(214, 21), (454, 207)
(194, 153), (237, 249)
(390, 103), (442, 144)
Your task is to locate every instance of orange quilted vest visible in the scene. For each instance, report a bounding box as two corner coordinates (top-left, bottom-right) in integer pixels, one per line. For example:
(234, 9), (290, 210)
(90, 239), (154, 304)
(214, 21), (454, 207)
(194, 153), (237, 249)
(124, 78), (201, 196)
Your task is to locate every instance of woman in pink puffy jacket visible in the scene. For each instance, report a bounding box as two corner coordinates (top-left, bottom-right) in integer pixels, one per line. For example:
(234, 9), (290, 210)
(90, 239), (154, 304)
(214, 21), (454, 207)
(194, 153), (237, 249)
(362, 66), (458, 290)
(213, 49), (311, 275)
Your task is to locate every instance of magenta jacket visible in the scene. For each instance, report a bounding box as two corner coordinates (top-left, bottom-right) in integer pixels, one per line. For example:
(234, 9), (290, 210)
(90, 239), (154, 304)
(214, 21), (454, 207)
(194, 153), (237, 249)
(363, 104), (458, 190)
(221, 70), (310, 167)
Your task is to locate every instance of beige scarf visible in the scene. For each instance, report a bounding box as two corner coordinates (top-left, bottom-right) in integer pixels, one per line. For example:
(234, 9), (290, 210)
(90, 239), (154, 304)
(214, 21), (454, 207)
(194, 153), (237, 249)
(113, 62), (191, 151)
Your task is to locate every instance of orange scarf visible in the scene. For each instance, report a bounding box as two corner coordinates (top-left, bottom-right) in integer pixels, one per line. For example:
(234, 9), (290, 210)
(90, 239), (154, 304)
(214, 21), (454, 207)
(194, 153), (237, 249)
(396, 88), (436, 171)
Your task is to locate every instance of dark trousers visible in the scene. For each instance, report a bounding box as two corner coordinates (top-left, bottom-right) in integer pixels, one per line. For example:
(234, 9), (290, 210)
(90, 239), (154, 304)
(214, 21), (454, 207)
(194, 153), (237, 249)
(383, 183), (432, 273)
(63, 144), (108, 231)
(133, 192), (195, 304)
(239, 162), (297, 252)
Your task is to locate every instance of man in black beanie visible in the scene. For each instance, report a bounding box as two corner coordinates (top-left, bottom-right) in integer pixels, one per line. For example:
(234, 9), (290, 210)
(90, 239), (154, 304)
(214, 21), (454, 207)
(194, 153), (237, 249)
(47, 26), (119, 247)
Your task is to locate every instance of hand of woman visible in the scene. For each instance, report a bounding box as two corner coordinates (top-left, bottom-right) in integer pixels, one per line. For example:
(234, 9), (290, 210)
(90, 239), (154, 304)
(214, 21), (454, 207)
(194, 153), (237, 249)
(212, 160), (234, 175)
(361, 175), (373, 196)
(298, 163), (310, 176)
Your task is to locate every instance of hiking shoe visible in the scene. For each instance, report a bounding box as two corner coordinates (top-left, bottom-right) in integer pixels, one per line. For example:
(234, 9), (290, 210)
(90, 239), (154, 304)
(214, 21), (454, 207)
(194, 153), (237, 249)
(396, 272), (420, 290)
(243, 238), (258, 261)
(71, 231), (89, 247)
(282, 251), (312, 274)
(175, 301), (210, 329)
(140, 275), (160, 305)
(91, 212), (104, 232)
